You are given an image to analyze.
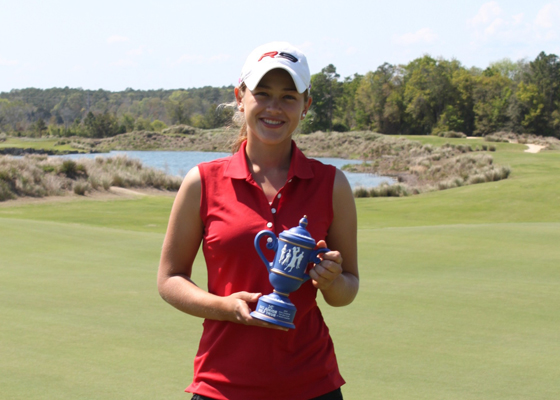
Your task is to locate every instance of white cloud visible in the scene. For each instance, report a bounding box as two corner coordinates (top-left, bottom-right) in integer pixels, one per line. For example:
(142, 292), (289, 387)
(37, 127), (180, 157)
(468, 1), (506, 41)
(0, 57), (18, 66)
(392, 28), (438, 46)
(531, 2), (560, 41)
(107, 35), (130, 44)
(535, 2), (560, 28)
(485, 18), (505, 36)
(468, 1), (560, 45)
(512, 13), (524, 25)
(468, 1), (502, 27)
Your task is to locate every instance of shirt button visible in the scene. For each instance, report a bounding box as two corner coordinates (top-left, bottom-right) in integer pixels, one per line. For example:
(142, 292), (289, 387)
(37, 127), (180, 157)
(266, 222), (273, 228)
(271, 208), (276, 214)
(277, 193), (282, 199)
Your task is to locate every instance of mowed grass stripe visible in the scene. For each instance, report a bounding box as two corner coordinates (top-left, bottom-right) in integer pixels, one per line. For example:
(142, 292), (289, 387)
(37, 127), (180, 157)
(0, 195), (175, 234)
(322, 222), (560, 400)
(1, 218), (206, 400)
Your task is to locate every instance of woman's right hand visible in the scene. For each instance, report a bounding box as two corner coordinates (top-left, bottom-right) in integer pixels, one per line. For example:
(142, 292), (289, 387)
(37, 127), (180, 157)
(225, 292), (289, 331)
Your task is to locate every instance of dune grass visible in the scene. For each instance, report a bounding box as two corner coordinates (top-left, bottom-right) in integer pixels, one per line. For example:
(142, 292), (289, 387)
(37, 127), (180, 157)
(1, 139), (559, 399)
(0, 155), (182, 201)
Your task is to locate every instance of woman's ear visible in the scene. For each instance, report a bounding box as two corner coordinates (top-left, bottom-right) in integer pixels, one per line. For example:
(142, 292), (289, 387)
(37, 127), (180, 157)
(301, 96), (312, 119)
(234, 87), (244, 111)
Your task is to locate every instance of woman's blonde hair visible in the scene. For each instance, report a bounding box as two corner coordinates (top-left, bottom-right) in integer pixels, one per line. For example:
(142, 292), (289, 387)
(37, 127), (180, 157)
(225, 82), (310, 153)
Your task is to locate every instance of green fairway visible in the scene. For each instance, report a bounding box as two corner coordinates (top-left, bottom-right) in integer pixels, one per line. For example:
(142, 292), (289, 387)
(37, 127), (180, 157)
(1, 140), (559, 399)
(0, 137), (81, 153)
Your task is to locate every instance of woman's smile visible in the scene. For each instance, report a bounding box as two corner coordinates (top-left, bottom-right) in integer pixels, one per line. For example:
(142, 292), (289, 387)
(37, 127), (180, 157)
(261, 118), (285, 127)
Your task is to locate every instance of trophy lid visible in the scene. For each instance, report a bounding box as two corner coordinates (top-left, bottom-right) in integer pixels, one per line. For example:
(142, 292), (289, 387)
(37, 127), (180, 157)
(279, 216), (317, 248)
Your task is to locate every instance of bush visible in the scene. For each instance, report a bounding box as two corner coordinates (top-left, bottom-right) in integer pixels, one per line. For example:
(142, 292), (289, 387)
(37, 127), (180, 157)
(73, 180), (90, 195)
(356, 182), (411, 198)
(484, 134), (509, 143)
(0, 180), (16, 201)
(60, 160), (76, 174)
(353, 187), (369, 198)
(332, 122), (349, 132)
(151, 120), (168, 132)
(437, 131), (467, 139)
(162, 125), (197, 135)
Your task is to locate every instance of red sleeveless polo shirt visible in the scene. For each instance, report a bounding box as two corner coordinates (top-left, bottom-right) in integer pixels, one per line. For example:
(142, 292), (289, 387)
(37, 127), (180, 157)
(186, 140), (345, 400)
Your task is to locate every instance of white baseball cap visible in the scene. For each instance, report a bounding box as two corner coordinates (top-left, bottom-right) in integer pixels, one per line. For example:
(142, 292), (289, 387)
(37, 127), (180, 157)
(239, 42), (311, 93)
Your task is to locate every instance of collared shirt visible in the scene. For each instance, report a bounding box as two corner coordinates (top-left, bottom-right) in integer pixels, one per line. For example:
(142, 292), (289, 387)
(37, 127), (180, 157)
(187, 140), (344, 400)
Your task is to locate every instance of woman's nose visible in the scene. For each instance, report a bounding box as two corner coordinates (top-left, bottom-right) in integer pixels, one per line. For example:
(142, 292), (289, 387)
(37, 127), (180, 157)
(266, 97), (281, 112)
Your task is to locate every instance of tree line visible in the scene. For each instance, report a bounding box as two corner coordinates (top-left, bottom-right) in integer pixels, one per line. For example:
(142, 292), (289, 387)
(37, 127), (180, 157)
(0, 86), (234, 138)
(305, 51), (560, 138)
(1, 51), (559, 138)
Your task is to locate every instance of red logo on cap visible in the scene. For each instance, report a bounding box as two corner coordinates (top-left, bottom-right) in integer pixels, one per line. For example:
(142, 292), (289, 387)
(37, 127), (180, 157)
(258, 52), (279, 62)
(257, 52), (299, 63)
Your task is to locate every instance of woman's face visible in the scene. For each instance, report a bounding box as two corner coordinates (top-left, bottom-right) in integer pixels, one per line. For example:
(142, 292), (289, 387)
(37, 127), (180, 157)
(236, 69), (311, 147)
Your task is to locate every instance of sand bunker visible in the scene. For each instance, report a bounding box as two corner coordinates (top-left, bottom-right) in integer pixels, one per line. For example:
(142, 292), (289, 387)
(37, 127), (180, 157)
(524, 144), (545, 153)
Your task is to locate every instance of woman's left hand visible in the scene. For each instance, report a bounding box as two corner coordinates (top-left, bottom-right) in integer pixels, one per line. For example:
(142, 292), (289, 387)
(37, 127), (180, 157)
(308, 240), (343, 291)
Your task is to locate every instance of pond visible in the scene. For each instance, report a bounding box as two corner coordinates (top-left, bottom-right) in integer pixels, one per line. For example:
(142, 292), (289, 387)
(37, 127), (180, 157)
(60, 151), (394, 189)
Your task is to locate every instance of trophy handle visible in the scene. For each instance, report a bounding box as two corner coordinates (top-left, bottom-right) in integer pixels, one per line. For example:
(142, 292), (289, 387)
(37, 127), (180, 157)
(303, 247), (330, 282)
(254, 230), (278, 273)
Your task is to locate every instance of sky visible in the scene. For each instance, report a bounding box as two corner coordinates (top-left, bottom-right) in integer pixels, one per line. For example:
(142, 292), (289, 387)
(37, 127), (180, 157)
(1, 0), (560, 93)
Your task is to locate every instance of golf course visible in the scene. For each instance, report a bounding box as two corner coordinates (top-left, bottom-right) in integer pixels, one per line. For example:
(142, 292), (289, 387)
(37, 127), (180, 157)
(1, 136), (559, 399)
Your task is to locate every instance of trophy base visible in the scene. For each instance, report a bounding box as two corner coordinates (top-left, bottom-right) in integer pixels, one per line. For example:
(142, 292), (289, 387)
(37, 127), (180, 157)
(250, 293), (297, 329)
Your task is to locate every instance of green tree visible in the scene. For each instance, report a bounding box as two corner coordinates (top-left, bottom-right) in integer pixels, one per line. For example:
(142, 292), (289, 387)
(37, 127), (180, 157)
(402, 57), (474, 135)
(151, 120), (168, 132)
(402, 56), (449, 134)
(135, 117), (152, 131)
(489, 58), (529, 82)
(84, 111), (120, 138)
(514, 82), (546, 134)
(437, 65), (475, 134)
(307, 64), (342, 132)
(165, 91), (194, 125)
(354, 63), (403, 133)
(0, 100), (34, 132)
(120, 113), (136, 132)
(525, 52), (560, 136)
(33, 118), (48, 136)
(473, 69), (513, 135)
(335, 73), (362, 131)
(0, 99), (9, 129)
(202, 104), (234, 129)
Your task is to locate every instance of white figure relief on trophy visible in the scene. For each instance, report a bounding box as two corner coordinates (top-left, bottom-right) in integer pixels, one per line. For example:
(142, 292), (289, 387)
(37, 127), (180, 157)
(278, 244), (291, 266)
(285, 247), (305, 273)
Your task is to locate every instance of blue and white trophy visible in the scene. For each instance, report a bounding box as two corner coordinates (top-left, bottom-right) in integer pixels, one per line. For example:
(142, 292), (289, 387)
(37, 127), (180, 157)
(251, 216), (329, 329)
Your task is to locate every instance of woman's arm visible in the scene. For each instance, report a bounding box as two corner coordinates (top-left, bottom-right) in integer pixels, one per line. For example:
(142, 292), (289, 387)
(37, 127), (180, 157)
(157, 167), (287, 329)
(308, 168), (359, 307)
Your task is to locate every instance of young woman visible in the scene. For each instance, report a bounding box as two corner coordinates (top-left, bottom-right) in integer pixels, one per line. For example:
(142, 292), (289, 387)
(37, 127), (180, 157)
(158, 42), (359, 400)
